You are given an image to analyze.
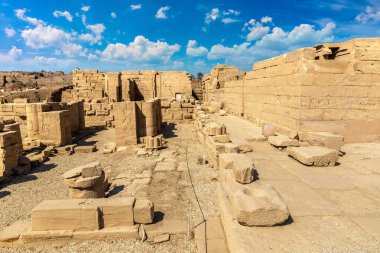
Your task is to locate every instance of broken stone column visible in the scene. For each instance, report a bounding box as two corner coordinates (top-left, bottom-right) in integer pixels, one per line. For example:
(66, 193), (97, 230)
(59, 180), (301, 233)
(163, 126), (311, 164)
(26, 104), (40, 141)
(145, 135), (163, 149)
(63, 161), (106, 199)
(3, 121), (23, 154)
(0, 128), (19, 177)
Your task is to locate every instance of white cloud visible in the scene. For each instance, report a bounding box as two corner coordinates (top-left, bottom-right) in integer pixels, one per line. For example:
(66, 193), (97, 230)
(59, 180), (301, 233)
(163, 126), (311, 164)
(61, 43), (87, 57)
(86, 23), (105, 35)
(243, 19), (271, 41)
(0, 46), (22, 62)
(53, 10), (73, 22)
(208, 22), (336, 69)
(101, 35), (180, 63)
(155, 6), (170, 19)
(14, 9), (45, 26)
(221, 18), (239, 24)
(355, 6), (380, 23)
(173, 60), (185, 69)
(88, 53), (99, 60)
(33, 56), (77, 66)
(81, 6), (90, 12)
(111, 12), (117, 18)
(130, 4), (142, 10)
(205, 8), (220, 24)
(79, 16), (106, 45)
(223, 9), (240, 16)
(21, 24), (72, 49)
(186, 40), (208, 57)
(5, 27), (16, 38)
(261, 16), (273, 23)
(206, 8), (240, 25)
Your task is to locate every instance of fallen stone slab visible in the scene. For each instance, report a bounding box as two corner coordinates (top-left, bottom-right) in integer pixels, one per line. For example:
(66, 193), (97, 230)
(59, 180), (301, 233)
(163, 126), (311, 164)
(0, 220), (30, 242)
(287, 146), (339, 167)
(238, 144), (253, 153)
(268, 135), (299, 148)
(300, 132), (344, 151)
(153, 233), (170, 243)
(222, 182), (289, 227)
(75, 145), (97, 153)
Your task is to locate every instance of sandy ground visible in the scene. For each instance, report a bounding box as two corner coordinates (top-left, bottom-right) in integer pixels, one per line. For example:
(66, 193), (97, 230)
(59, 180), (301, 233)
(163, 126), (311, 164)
(0, 124), (219, 253)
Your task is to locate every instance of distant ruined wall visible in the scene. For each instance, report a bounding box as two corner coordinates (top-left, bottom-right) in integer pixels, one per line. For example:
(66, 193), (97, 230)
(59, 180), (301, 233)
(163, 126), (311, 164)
(0, 102), (84, 146)
(63, 70), (192, 127)
(203, 38), (380, 143)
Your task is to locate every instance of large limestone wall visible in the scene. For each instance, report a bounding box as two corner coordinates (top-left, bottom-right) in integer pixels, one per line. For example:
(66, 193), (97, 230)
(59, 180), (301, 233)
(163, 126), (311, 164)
(204, 38), (380, 143)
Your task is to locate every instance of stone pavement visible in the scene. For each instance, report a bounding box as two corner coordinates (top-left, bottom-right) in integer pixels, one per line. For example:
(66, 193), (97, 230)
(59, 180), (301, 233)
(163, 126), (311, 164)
(213, 114), (380, 253)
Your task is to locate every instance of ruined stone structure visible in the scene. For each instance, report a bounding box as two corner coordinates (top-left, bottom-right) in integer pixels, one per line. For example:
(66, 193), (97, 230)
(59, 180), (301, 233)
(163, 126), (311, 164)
(0, 121), (23, 177)
(62, 70), (193, 127)
(114, 100), (162, 148)
(203, 38), (380, 143)
(0, 101), (84, 146)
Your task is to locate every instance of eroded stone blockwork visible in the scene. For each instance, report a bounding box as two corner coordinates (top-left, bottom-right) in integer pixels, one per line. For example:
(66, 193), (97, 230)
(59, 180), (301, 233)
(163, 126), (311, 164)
(62, 70), (193, 127)
(0, 101), (84, 147)
(203, 38), (380, 143)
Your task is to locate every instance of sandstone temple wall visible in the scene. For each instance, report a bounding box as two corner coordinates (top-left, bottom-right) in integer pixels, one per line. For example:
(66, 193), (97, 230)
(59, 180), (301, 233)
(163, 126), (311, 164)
(62, 70), (193, 127)
(0, 101), (84, 146)
(114, 100), (162, 147)
(203, 38), (380, 143)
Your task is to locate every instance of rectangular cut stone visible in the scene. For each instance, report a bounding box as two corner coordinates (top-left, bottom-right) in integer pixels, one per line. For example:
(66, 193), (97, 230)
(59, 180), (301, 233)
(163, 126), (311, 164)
(287, 146), (339, 167)
(31, 199), (100, 231)
(87, 197), (136, 228)
(133, 199), (154, 224)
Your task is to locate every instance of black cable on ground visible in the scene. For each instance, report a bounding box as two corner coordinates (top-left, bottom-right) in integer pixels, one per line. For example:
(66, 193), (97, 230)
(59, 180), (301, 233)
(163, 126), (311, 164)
(185, 136), (207, 253)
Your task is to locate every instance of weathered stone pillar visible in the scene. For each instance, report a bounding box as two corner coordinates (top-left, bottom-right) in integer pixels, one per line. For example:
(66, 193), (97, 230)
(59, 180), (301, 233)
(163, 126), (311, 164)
(26, 104), (39, 141)
(4, 122), (23, 154)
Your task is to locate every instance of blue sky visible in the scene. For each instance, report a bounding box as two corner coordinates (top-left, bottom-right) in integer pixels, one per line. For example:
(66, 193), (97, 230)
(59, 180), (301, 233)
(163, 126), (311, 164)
(0, 0), (379, 74)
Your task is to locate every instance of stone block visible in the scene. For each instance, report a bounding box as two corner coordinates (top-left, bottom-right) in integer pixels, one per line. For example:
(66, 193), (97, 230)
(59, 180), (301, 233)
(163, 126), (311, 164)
(31, 199), (100, 231)
(223, 182), (290, 227)
(268, 135), (299, 148)
(262, 123), (277, 137)
(88, 197), (135, 228)
(0, 220), (30, 242)
(75, 145), (97, 153)
(81, 161), (102, 178)
(133, 199), (154, 224)
(219, 153), (255, 184)
(301, 132), (344, 151)
(213, 134), (230, 143)
(287, 146), (339, 167)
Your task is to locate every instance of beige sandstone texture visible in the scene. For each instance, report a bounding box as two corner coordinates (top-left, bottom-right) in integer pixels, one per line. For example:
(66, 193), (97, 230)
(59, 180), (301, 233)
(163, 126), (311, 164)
(287, 146), (339, 167)
(221, 182), (290, 227)
(203, 38), (380, 143)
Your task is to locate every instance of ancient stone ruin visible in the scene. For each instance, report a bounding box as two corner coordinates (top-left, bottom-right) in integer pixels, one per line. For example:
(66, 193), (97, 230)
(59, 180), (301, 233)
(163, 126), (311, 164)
(0, 38), (380, 253)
